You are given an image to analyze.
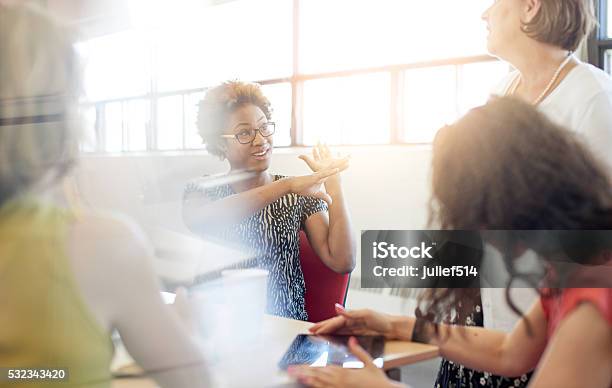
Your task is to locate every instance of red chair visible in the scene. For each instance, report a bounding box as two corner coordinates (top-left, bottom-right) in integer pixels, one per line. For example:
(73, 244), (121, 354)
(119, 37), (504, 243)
(299, 230), (351, 323)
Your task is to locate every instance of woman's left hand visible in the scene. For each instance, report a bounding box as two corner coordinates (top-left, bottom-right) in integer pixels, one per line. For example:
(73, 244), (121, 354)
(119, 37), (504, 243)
(287, 337), (404, 388)
(299, 143), (350, 175)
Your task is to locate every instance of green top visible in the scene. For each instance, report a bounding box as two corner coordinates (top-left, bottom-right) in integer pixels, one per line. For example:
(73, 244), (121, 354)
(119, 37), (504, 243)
(0, 199), (113, 387)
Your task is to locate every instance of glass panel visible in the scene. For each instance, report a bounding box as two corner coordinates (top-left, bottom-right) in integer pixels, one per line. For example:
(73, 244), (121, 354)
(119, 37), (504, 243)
(125, 100), (150, 151)
(608, 4), (612, 39)
(104, 102), (124, 152)
(403, 66), (457, 143)
(604, 49), (612, 75)
(302, 73), (390, 145)
(300, 0), (491, 73)
(79, 105), (98, 153)
(458, 60), (510, 114)
(157, 95), (184, 150)
(155, 0), (292, 92)
(261, 83), (292, 147)
(79, 31), (151, 101)
(184, 92), (206, 149)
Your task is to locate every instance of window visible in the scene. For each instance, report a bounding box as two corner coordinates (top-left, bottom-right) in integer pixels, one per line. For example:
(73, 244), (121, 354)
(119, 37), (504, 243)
(80, 0), (506, 152)
(155, 0), (293, 92)
(588, 0), (612, 73)
(260, 83), (292, 147)
(299, 0), (490, 73)
(302, 73), (390, 145)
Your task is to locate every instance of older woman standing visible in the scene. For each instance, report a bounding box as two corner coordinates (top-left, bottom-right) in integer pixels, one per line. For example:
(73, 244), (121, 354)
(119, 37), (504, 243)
(485, 0), (612, 167)
(461, 1), (612, 387)
(183, 81), (356, 321)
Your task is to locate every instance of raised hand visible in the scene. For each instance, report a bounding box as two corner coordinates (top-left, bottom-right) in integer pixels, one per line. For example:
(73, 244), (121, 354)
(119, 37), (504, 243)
(299, 143), (350, 174)
(285, 166), (340, 205)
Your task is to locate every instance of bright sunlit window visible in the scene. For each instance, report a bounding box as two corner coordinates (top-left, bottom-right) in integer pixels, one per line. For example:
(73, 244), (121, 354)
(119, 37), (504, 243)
(79, 0), (508, 152)
(302, 73), (390, 145)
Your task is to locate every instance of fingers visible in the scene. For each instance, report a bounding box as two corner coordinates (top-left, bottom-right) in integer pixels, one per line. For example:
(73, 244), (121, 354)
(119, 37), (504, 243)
(315, 167), (340, 181)
(313, 143), (321, 161)
(337, 308), (370, 321)
(334, 303), (346, 314)
(299, 154), (317, 171)
(322, 143), (332, 159)
(287, 365), (333, 388)
(288, 365), (341, 387)
(348, 336), (375, 366)
(309, 316), (346, 334)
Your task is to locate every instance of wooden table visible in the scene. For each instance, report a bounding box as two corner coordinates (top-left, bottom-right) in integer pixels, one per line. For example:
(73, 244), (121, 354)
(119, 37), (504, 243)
(112, 315), (438, 388)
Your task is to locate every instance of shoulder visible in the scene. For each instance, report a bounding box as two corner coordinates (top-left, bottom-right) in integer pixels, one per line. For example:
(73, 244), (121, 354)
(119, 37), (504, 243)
(68, 210), (153, 273)
(550, 296), (612, 350)
(65, 210), (158, 328)
(561, 288), (612, 326)
(561, 62), (612, 103)
(542, 288), (612, 328)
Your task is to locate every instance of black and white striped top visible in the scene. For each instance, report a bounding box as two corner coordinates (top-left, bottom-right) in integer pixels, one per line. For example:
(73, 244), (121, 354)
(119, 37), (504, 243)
(183, 174), (328, 321)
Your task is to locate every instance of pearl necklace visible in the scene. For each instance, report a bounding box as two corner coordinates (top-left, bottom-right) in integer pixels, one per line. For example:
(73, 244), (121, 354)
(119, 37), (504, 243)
(507, 53), (574, 106)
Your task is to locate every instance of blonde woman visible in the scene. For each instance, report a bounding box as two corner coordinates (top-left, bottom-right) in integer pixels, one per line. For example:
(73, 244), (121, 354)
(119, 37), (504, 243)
(425, 1), (612, 386)
(474, 1), (612, 386)
(0, 4), (207, 387)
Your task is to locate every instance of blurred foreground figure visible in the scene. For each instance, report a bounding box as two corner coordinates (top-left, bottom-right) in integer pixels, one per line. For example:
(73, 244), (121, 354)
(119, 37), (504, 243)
(0, 3), (208, 387)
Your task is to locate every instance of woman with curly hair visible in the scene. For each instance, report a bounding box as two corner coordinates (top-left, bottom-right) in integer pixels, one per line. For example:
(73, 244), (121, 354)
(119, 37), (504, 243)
(183, 81), (355, 321)
(289, 97), (612, 388)
(437, 0), (612, 385)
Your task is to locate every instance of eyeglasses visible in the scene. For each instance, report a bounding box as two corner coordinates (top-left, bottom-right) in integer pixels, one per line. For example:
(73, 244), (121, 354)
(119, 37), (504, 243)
(221, 122), (276, 144)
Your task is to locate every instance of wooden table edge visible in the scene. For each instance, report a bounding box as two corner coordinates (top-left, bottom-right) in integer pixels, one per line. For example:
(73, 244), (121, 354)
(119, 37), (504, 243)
(383, 347), (440, 370)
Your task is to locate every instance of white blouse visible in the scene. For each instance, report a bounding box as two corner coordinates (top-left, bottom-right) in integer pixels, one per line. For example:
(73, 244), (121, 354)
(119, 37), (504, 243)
(482, 59), (612, 332)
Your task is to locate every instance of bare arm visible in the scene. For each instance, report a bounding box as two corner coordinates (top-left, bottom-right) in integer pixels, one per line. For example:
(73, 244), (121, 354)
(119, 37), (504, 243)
(312, 302), (547, 377)
(528, 302), (612, 388)
(418, 301), (547, 377)
(300, 144), (356, 273)
(183, 178), (291, 234)
(303, 174), (355, 273)
(183, 168), (340, 235)
(68, 214), (209, 386)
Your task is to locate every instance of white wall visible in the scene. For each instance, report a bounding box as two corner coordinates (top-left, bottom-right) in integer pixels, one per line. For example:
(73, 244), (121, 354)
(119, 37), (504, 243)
(74, 145), (433, 234)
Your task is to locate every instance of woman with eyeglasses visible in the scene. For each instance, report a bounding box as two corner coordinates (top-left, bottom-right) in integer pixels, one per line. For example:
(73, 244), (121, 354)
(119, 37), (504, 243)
(183, 80), (355, 321)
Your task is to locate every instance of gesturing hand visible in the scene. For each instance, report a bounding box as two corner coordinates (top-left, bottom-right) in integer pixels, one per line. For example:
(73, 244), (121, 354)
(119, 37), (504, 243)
(286, 166), (340, 205)
(299, 143), (350, 174)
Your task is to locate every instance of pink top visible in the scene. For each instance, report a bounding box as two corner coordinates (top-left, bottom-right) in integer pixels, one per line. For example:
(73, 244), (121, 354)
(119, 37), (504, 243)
(540, 288), (612, 339)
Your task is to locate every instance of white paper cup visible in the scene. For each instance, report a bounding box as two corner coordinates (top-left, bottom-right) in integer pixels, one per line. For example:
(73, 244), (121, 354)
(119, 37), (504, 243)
(221, 268), (269, 346)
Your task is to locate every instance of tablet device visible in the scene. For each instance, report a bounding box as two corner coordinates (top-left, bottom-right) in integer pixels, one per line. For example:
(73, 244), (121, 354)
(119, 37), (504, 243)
(278, 334), (385, 370)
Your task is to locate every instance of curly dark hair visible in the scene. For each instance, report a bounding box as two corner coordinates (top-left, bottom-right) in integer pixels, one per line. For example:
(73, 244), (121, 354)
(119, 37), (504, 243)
(196, 80), (273, 159)
(418, 96), (612, 325)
